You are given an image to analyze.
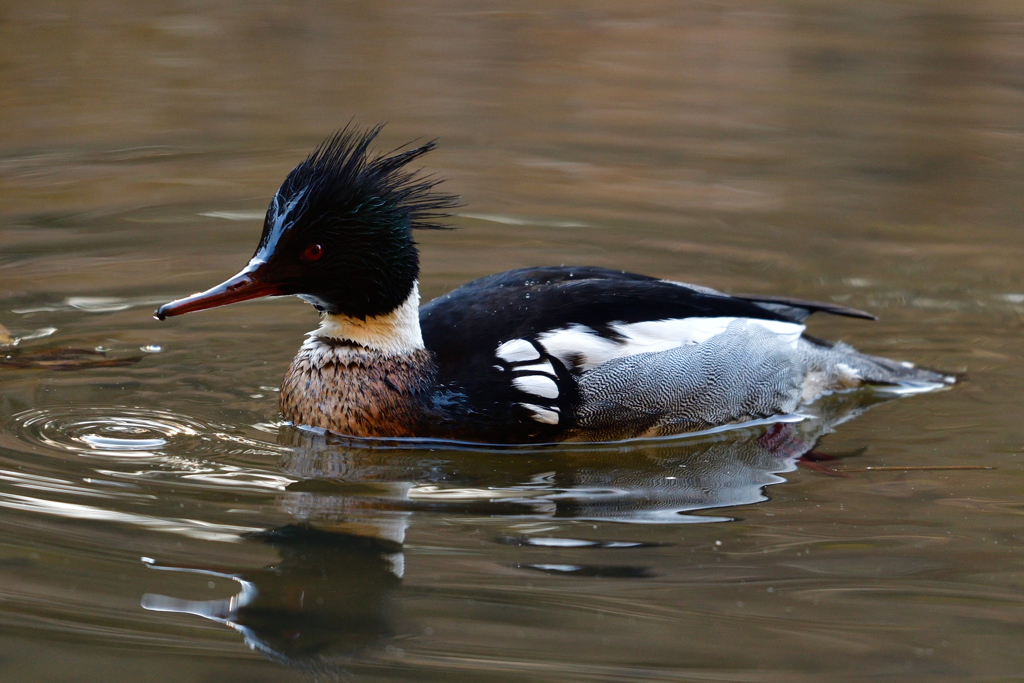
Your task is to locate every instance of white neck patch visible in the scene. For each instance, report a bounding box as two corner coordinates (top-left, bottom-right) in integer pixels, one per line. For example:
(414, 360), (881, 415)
(310, 282), (424, 356)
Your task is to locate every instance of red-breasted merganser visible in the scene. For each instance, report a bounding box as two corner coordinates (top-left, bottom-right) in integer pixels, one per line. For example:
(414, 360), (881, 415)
(155, 126), (954, 443)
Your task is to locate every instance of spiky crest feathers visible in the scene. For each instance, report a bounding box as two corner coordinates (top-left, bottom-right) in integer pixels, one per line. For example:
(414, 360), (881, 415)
(266, 125), (458, 249)
(248, 125), (458, 320)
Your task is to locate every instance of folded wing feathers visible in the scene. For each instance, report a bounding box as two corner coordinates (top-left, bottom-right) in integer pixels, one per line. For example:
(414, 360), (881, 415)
(492, 340), (565, 424)
(517, 403), (560, 424)
(495, 317), (806, 425)
(533, 317), (805, 372)
(495, 338), (541, 362)
(511, 374), (560, 399)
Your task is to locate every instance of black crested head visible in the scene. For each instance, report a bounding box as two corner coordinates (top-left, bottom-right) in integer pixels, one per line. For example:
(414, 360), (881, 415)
(251, 124), (458, 319)
(152, 125), (457, 323)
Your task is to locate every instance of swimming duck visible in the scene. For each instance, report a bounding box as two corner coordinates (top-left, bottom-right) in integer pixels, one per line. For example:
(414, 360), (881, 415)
(155, 126), (953, 443)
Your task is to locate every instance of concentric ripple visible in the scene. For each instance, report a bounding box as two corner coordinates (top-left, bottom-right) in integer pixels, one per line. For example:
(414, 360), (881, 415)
(12, 407), (213, 460)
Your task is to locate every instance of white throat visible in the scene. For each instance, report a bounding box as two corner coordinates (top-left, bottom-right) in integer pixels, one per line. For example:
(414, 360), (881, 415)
(310, 282), (425, 356)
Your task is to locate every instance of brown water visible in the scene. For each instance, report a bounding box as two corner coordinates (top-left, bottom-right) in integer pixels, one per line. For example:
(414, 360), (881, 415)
(2, 2), (1023, 681)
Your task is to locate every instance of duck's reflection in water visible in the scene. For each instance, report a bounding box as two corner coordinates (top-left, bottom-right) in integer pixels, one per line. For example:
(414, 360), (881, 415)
(142, 524), (405, 670)
(140, 389), (895, 671)
(278, 389), (890, 523)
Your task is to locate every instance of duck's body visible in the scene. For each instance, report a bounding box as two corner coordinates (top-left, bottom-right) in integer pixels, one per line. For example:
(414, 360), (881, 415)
(278, 265), (949, 443)
(156, 126), (952, 444)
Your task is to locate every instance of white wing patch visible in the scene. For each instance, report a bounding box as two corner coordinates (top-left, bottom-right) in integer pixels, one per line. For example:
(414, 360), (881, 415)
(515, 361), (556, 376)
(494, 340), (564, 423)
(519, 403), (560, 424)
(499, 352), (562, 423)
(534, 324), (620, 371)
(512, 375), (560, 399)
(496, 339), (540, 362)
(536, 317), (805, 372)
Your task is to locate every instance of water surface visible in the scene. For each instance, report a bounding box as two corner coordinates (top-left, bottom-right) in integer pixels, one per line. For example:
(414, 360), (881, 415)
(1, 2), (1023, 681)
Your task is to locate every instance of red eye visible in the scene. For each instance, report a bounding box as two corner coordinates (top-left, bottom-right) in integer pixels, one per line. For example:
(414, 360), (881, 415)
(300, 243), (323, 261)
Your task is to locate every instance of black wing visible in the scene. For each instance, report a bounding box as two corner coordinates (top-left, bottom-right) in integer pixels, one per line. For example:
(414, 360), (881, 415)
(733, 293), (876, 322)
(420, 266), (873, 364)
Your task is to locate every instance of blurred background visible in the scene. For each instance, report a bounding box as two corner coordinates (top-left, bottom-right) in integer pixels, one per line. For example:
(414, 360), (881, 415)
(1, 2), (1023, 682)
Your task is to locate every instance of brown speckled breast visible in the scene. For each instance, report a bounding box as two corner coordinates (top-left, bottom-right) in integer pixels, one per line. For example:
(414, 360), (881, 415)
(280, 338), (438, 438)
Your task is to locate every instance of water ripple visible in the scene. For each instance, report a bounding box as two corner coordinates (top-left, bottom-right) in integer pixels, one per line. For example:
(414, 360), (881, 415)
(12, 406), (216, 460)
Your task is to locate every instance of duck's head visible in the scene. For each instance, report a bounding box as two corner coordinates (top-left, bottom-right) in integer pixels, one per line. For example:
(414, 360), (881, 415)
(155, 125), (456, 322)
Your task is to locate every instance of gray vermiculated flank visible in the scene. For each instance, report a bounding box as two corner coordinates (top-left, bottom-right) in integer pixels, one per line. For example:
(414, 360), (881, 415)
(575, 320), (948, 439)
(576, 322), (803, 437)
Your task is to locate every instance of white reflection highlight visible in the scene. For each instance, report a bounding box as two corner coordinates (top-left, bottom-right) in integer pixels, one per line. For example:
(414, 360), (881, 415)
(459, 212), (589, 229)
(199, 210), (267, 221)
(141, 558), (258, 624)
(0, 469), (154, 500)
(181, 467), (295, 490)
(0, 491), (259, 541)
(12, 296), (168, 314)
